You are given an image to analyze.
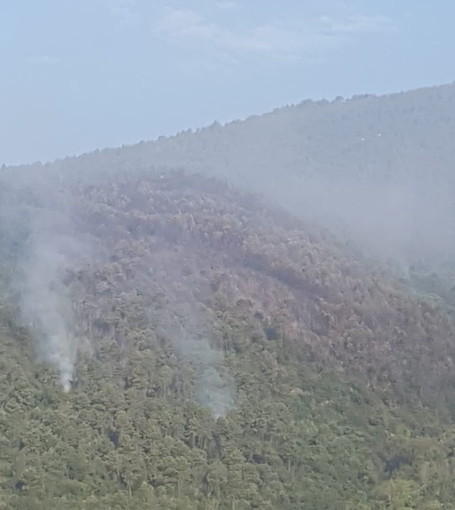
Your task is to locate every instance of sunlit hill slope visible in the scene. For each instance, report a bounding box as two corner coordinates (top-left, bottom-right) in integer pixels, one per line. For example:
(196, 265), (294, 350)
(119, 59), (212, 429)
(1, 166), (455, 508)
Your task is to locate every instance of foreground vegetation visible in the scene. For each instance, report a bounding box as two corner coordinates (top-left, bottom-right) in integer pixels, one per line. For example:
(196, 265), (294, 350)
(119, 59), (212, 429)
(1, 170), (455, 508)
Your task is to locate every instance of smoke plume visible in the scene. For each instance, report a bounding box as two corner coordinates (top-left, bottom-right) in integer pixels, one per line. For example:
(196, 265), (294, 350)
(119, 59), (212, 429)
(175, 333), (235, 418)
(20, 227), (79, 391)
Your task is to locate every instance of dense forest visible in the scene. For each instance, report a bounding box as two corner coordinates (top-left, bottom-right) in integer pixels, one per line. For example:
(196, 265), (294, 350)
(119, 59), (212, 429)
(1, 166), (455, 509)
(7, 82), (455, 268)
(2, 83), (455, 508)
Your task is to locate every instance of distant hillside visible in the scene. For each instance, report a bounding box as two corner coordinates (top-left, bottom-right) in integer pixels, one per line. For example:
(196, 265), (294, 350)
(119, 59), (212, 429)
(1, 169), (455, 508)
(7, 82), (455, 269)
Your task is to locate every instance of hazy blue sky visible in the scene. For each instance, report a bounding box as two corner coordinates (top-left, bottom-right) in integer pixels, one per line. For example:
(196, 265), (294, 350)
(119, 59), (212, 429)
(1, 0), (454, 165)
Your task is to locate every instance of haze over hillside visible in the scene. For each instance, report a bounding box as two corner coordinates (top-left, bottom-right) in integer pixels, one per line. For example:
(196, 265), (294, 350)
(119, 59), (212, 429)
(2, 167), (455, 508)
(2, 83), (455, 508)
(7, 82), (455, 272)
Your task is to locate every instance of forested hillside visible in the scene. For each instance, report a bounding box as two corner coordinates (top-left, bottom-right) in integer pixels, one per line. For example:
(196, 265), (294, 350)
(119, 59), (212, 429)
(1, 168), (455, 509)
(7, 82), (455, 268)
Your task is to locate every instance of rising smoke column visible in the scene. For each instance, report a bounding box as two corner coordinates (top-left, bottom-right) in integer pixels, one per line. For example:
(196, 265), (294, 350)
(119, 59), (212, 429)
(14, 196), (83, 392)
(148, 287), (236, 418)
(21, 233), (78, 391)
(176, 334), (235, 418)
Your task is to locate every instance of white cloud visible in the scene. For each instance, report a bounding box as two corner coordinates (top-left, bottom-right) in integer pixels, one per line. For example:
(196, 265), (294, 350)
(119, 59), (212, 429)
(109, 0), (139, 28)
(319, 14), (391, 34)
(215, 1), (238, 10)
(26, 55), (60, 66)
(157, 8), (308, 55)
(156, 7), (392, 63)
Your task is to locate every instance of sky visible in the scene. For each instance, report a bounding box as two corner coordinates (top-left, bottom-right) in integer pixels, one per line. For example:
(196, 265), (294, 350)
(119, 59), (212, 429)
(1, 0), (454, 166)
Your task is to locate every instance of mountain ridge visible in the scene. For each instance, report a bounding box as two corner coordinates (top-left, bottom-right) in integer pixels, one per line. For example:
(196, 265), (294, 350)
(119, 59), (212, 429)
(5, 81), (455, 272)
(2, 82), (455, 508)
(1, 170), (455, 508)
(3, 81), (454, 169)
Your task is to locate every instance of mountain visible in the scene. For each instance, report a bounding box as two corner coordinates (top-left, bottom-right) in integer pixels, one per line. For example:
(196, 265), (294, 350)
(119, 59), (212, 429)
(1, 165), (455, 509)
(7, 82), (455, 270)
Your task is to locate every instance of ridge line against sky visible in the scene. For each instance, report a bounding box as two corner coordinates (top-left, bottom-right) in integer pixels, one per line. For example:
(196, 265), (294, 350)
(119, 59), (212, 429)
(1, 0), (454, 165)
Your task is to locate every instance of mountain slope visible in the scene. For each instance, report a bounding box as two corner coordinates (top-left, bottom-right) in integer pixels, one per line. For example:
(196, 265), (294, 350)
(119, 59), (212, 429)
(1, 169), (455, 509)
(7, 82), (455, 272)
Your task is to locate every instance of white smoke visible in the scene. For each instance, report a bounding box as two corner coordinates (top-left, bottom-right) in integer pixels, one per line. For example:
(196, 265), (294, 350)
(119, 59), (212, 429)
(174, 332), (235, 418)
(19, 209), (80, 392)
